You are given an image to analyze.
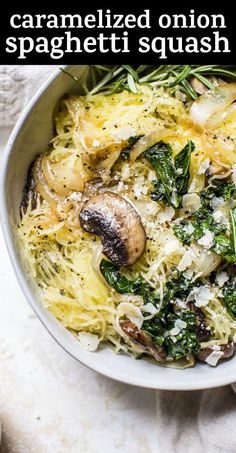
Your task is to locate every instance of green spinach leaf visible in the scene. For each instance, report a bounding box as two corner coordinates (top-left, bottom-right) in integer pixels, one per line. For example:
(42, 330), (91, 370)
(100, 259), (158, 304)
(144, 141), (180, 208)
(144, 140), (194, 208)
(175, 140), (195, 194)
(200, 182), (236, 205)
(173, 185), (236, 262)
(151, 180), (167, 203)
(222, 278), (236, 319)
(230, 208), (236, 256)
(101, 259), (202, 360)
(143, 310), (200, 360)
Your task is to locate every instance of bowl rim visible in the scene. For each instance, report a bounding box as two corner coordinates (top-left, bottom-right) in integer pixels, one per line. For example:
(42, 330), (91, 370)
(1, 65), (236, 390)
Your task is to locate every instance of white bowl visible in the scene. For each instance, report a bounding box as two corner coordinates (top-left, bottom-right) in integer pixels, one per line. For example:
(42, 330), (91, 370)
(1, 65), (236, 390)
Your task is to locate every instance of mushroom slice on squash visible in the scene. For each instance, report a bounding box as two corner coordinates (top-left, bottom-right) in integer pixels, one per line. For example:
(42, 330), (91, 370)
(197, 342), (235, 365)
(79, 191), (146, 267)
(121, 320), (166, 362)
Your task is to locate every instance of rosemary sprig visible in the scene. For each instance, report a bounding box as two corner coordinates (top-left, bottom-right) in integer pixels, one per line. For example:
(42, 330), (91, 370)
(61, 65), (236, 100)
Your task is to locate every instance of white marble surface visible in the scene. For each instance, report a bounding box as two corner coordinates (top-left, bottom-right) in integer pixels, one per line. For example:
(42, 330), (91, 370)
(0, 126), (158, 452)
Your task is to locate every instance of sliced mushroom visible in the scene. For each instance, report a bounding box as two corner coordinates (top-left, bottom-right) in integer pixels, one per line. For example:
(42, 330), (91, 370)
(21, 160), (38, 213)
(207, 161), (228, 177)
(188, 303), (211, 342)
(196, 323), (211, 343)
(191, 77), (209, 95)
(83, 178), (105, 199)
(79, 191), (146, 267)
(121, 320), (166, 362)
(197, 342), (235, 364)
(191, 76), (224, 96)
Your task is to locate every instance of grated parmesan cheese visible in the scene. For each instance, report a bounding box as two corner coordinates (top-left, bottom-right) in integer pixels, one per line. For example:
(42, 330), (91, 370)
(78, 332), (100, 351)
(177, 249), (194, 271)
(216, 271), (229, 287)
(118, 302), (144, 329)
(112, 126), (136, 142)
(164, 238), (183, 256)
(212, 210), (223, 223)
(158, 206), (175, 223)
(182, 193), (201, 212)
(141, 303), (158, 315)
(205, 350), (224, 366)
(169, 319), (187, 336)
(210, 196), (224, 210)
(198, 158), (210, 175)
(187, 285), (214, 307)
(197, 229), (214, 249)
(183, 223), (195, 235)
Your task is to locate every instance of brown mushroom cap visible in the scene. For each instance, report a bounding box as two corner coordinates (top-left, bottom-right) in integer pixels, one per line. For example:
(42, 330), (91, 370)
(79, 191), (146, 267)
(197, 342), (235, 363)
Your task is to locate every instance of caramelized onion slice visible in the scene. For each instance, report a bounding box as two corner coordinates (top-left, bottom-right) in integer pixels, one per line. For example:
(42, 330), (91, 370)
(34, 158), (62, 208)
(41, 155), (84, 196)
(190, 83), (236, 129)
(206, 103), (236, 129)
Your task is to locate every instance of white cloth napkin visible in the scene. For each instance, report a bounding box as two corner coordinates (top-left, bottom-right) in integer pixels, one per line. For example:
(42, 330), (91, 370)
(0, 65), (53, 126)
(156, 387), (236, 453)
(1, 65), (236, 453)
